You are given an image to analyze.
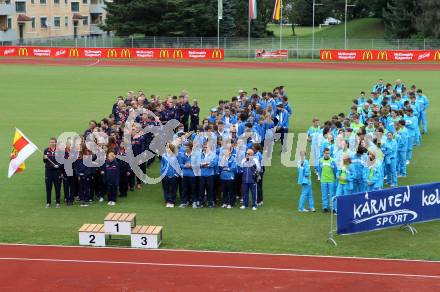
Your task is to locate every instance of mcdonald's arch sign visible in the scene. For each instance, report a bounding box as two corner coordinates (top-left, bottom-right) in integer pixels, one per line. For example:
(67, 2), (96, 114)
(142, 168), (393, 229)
(0, 46), (224, 61)
(320, 49), (440, 62)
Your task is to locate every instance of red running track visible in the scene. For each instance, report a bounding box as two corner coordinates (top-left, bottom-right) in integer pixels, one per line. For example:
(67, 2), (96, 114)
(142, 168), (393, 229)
(1, 57), (440, 70)
(0, 244), (439, 291)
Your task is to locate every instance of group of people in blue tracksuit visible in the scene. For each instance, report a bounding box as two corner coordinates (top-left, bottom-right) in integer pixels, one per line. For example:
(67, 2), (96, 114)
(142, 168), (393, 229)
(297, 79), (429, 214)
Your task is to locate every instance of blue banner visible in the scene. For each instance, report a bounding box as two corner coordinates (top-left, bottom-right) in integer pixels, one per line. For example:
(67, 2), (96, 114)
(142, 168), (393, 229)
(337, 182), (440, 235)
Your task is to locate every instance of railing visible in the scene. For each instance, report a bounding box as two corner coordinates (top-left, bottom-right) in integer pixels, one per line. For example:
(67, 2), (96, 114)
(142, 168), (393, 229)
(1, 36), (440, 59)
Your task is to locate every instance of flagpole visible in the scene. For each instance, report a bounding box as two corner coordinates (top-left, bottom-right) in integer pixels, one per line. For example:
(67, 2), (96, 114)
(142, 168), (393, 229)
(280, 0), (283, 49)
(248, 3), (251, 59)
(217, 0), (220, 49)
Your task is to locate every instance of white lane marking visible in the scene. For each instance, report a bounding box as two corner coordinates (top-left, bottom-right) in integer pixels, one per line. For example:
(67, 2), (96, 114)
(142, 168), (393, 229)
(0, 257), (439, 279)
(0, 243), (438, 263)
(87, 59), (100, 66)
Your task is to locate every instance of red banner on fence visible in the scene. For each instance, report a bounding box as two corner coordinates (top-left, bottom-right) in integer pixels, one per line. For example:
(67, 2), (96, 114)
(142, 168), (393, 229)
(255, 49), (288, 59)
(0, 47), (225, 60)
(320, 50), (440, 62)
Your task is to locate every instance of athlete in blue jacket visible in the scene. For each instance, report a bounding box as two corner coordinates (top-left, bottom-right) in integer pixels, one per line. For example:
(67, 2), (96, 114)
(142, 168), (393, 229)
(416, 89), (429, 134)
(382, 132), (398, 187)
(297, 151), (315, 212)
(219, 148), (237, 208)
(395, 121), (408, 177)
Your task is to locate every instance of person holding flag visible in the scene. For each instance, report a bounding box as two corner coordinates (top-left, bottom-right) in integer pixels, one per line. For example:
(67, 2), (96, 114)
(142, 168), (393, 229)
(43, 138), (63, 208)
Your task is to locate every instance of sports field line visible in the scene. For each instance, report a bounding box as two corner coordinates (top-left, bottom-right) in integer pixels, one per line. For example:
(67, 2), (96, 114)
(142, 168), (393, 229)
(1, 243), (438, 263)
(1, 257), (439, 279)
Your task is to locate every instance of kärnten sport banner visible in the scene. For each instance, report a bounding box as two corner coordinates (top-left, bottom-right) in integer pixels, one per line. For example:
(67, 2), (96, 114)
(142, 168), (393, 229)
(0, 46), (224, 60)
(320, 50), (440, 62)
(337, 182), (440, 235)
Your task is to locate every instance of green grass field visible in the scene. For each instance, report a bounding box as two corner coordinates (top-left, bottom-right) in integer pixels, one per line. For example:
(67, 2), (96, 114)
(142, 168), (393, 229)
(268, 18), (384, 38)
(0, 64), (439, 260)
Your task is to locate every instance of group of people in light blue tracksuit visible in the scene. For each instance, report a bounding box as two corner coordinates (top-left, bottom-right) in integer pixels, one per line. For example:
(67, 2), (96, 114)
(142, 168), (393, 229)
(297, 79), (429, 213)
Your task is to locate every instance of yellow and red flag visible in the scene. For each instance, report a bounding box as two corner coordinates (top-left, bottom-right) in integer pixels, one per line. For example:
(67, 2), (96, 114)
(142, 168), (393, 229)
(272, 0), (282, 21)
(8, 129), (38, 178)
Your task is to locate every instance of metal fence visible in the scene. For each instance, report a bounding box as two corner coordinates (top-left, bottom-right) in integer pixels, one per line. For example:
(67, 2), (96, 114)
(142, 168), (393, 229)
(2, 36), (440, 59)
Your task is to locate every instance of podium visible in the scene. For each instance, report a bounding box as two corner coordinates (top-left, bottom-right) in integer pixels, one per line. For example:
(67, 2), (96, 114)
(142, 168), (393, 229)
(78, 213), (163, 249)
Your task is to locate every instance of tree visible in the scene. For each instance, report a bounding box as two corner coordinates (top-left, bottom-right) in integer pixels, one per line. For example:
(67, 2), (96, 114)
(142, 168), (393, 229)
(103, 0), (275, 37)
(414, 0), (440, 38)
(232, 0), (276, 37)
(382, 0), (418, 38)
(289, 0), (327, 27)
(220, 0), (237, 37)
(102, 0), (218, 37)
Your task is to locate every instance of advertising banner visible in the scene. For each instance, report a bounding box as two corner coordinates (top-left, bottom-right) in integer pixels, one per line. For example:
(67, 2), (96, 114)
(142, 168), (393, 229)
(0, 47), (225, 60)
(255, 49), (288, 59)
(320, 50), (440, 62)
(337, 183), (440, 235)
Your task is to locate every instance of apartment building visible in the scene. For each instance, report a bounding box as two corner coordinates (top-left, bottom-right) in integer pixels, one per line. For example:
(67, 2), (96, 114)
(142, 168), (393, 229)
(0, 0), (108, 44)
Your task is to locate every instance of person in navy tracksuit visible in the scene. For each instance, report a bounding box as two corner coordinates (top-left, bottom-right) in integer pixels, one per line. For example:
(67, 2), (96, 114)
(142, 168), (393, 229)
(116, 143), (131, 197)
(43, 138), (62, 208)
(240, 149), (261, 210)
(101, 152), (120, 205)
(131, 128), (146, 189)
(61, 143), (76, 206)
(73, 147), (96, 207)
(190, 100), (200, 132)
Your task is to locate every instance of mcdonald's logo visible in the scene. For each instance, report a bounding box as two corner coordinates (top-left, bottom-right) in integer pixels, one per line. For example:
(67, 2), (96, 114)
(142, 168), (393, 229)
(107, 49), (118, 58)
(320, 50), (332, 60)
(173, 49), (184, 59)
(159, 49), (170, 59)
(18, 47), (28, 57)
(69, 48), (79, 57)
(121, 49), (131, 58)
(434, 51), (440, 61)
(376, 51), (388, 61)
(211, 49), (223, 59)
(362, 51), (373, 61)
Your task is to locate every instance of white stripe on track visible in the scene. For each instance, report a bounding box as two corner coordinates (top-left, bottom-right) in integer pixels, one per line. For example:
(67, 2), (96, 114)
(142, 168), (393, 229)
(0, 257), (439, 279)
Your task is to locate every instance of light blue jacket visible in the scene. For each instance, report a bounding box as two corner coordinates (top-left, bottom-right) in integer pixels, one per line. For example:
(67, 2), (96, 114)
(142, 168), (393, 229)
(297, 159), (311, 185)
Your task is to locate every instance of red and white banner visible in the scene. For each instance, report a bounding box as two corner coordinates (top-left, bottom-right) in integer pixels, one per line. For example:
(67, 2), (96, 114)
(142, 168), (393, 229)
(320, 50), (440, 62)
(255, 49), (288, 59)
(0, 47), (225, 60)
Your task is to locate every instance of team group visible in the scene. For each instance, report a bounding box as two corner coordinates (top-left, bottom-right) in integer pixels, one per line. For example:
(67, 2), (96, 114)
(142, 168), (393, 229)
(43, 87), (291, 210)
(297, 79), (429, 213)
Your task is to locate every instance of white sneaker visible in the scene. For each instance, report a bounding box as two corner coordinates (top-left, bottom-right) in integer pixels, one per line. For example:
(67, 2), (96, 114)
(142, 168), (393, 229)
(107, 201), (112, 206)
(221, 204), (227, 208)
(112, 201), (116, 206)
(227, 205), (232, 209)
(192, 202), (198, 209)
(257, 201), (264, 207)
(309, 208), (316, 212)
(169, 203), (174, 208)
(406, 160), (410, 165)
(56, 204), (61, 208)
(252, 207), (257, 211)
(46, 204), (51, 208)
(166, 203), (171, 208)
(99, 197), (104, 203)
(240, 206), (246, 210)
(298, 209), (309, 212)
